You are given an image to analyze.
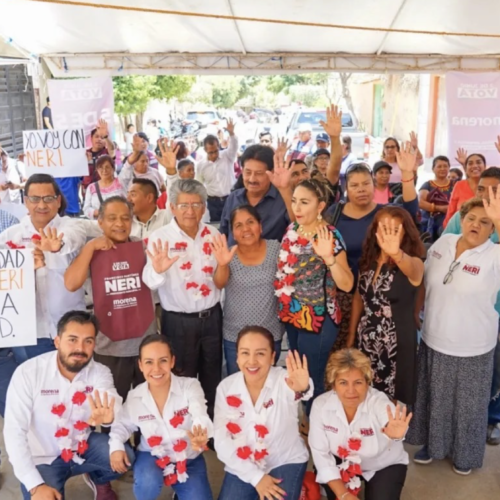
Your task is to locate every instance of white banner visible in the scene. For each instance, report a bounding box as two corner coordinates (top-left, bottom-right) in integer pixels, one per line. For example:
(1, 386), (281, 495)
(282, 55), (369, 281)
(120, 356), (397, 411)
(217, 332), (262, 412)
(0, 249), (36, 348)
(23, 129), (89, 177)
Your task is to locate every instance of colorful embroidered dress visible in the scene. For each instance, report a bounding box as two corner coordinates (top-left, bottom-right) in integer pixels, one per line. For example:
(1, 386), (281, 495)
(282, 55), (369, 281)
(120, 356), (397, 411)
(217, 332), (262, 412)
(274, 223), (346, 333)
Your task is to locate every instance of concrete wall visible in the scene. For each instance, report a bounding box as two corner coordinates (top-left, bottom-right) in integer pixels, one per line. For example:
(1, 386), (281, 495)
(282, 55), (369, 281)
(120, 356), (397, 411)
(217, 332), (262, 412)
(350, 80), (375, 134)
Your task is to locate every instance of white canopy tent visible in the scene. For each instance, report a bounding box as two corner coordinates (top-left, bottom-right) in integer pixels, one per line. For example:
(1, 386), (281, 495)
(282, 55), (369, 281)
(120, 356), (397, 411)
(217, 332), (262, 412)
(1, 0), (500, 76)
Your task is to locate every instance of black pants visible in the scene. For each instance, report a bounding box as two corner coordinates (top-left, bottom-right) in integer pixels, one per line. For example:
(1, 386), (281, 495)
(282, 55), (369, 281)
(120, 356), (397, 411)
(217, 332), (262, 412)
(161, 304), (222, 418)
(324, 464), (407, 500)
(207, 196), (228, 223)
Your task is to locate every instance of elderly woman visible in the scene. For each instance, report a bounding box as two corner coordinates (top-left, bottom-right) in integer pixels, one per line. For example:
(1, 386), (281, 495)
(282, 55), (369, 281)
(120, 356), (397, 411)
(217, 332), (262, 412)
(212, 205), (284, 375)
(215, 326), (313, 500)
(309, 348), (412, 500)
(408, 194), (500, 474)
(83, 155), (126, 219)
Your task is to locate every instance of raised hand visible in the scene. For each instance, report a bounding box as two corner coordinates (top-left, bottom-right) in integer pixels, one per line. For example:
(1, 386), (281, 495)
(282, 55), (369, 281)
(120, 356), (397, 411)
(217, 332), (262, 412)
(187, 424), (209, 452)
(483, 185), (500, 223)
(409, 131), (419, 151)
(274, 137), (289, 169)
(376, 218), (402, 258)
(382, 403), (413, 440)
(495, 136), (500, 155)
(110, 450), (132, 474)
(146, 239), (179, 274)
(34, 227), (64, 253)
(155, 138), (179, 175)
(285, 350), (310, 393)
(395, 141), (417, 173)
(97, 118), (109, 138)
(210, 234), (237, 267)
(226, 118), (235, 136)
(87, 390), (115, 427)
(311, 225), (334, 262)
(268, 138), (292, 190)
(320, 105), (342, 138)
(255, 475), (285, 500)
(455, 147), (468, 167)
(33, 247), (46, 270)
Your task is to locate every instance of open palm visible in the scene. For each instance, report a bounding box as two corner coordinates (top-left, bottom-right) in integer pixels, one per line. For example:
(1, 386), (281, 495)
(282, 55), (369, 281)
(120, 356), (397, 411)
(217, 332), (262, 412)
(285, 350), (310, 393)
(311, 226), (334, 260)
(319, 105), (342, 138)
(382, 404), (412, 440)
(395, 141), (417, 173)
(210, 234), (237, 267)
(34, 227), (64, 253)
(87, 390), (115, 427)
(483, 186), (500, 222)
(156, 139), (179, 174)
(146, 240), (179, 274)
(187, 425), (208, 452)
(376, 218), (402, 258)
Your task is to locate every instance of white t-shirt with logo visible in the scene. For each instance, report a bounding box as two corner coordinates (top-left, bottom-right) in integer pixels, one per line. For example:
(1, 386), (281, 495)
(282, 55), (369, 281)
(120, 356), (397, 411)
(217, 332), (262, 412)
(423, 234), (500, 357)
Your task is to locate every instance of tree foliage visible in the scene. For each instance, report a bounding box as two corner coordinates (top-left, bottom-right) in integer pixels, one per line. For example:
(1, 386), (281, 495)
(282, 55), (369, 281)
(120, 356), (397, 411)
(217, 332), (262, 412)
(266, 73), (328, 94)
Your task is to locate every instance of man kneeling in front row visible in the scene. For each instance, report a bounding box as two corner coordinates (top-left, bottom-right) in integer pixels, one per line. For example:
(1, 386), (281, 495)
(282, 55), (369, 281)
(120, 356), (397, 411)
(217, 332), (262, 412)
(4, 310), (134, 500)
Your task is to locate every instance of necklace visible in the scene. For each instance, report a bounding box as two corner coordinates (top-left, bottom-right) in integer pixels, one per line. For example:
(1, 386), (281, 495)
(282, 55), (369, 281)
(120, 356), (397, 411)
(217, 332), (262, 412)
(297, 223), (319, 238)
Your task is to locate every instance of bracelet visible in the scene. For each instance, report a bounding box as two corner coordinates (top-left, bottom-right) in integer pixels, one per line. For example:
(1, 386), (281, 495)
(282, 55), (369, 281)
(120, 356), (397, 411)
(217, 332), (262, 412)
(324, 256), (336, 267)
(401, 176), (415, 183)
(394, 250), (404, 264)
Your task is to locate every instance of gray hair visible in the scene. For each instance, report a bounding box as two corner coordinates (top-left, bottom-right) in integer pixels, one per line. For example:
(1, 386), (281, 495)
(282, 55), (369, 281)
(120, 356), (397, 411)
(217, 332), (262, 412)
(97, 195), (133, 220)
(169, 179), (207, 206)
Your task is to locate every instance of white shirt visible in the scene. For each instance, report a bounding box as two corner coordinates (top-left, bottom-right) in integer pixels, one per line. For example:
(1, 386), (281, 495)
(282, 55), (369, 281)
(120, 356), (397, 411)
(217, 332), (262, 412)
(82, 178), (126, 219)
(196, 135), (238, 197)
(0, 215), (87, 339)
(0, 157), (24, 203)
(119, 161), (164, 192)
(309, 388), (408, 485)
(341, 152), (358, 174)
(130, 208), (171, 242)
(423, 234), (500, 357)
(4, 351), (122, 491)
(214, 367), (313, 487)
(109, 374), (213, 460)
(143, 219), (221, 313)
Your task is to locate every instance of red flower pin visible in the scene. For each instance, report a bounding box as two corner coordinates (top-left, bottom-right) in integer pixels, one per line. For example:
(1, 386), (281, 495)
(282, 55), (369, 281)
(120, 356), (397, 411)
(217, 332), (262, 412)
(254, 449), (269, 461)
(254, 425), (269, 439)
(186, 282), (199, 290)
(55, 427), (69, 438)
(169, 414), (184, 428)
(199, 284), (211, 297)
(72, 391), (86, 406)
(51, 403), (66, 417)
(201, 227), (211, 238)
(348, 438), (361, 451)
(156, 456), (171, 469)
(174, 242), (188, 250)
(61, 449), (73, 463)
(226, 422), (241, 435)
(31, 234), (41, 241)
(226, 395), (242, 408)
(337, 446), (349, 459)
(77, 439), (89, 455)
(180, 262), (192, 270)
(176, 459), (187, 474)
(74, 421), (90, 432)
(164, 474), (178, 486)
(173, 440), (188, 453)
(348, 463), (362, 476)
(341, 469), (351, 483)
(201, 266), (214, 274)
(6, 241), (25, 249)
(202, 242), (212, 255)
(143, 238), (149, 246)
(236, 446), (252, 460)
(147, 436), (163, 448)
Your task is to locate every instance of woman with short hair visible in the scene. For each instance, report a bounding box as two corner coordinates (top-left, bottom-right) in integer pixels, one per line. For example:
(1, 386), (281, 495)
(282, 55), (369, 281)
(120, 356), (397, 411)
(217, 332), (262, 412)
(408, 194), (500, 474)
(309, 348), (412, 500)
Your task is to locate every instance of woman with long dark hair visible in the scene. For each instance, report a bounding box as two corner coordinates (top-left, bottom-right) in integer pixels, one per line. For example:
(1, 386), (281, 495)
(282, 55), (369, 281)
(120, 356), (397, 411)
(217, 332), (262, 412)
(347, 206), (424, 405)
(381, 134), (423, 183)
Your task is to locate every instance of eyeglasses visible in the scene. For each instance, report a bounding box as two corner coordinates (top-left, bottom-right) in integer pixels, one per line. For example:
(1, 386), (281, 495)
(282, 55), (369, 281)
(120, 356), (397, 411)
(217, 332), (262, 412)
(176, 203), (204, 211)
(385, 145), (397, 149)
(26, 195), (58, 204)
(443, 260), (461, 285)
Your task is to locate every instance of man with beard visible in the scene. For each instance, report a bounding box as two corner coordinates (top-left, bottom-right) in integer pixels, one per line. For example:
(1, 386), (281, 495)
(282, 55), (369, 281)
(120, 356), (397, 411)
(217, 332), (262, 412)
(4, 310), (133, 500)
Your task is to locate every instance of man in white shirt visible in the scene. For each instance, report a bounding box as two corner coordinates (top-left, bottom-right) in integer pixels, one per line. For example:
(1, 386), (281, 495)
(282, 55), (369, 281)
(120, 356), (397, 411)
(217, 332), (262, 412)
(4, 310), (132, 500)
(143, 179), (222, 417)
(196, 118), (238, 222)
(0, 149), (26, 203)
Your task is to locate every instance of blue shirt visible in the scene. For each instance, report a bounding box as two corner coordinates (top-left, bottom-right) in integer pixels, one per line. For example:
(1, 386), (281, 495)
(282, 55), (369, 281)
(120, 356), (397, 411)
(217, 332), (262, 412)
(55, 177), (82, 215)
(220, 185), (290, 246)
(443, 210), (500, 314)
(0, 209), (19, 233)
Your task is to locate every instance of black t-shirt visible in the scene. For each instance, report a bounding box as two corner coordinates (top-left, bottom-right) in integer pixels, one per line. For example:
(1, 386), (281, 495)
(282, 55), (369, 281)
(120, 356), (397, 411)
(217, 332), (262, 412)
(42, 106), (53, 129)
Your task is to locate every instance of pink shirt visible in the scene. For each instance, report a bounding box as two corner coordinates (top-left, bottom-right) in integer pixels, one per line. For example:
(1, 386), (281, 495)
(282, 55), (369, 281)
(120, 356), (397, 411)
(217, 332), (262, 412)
(373, 186), (390, 205)
(386, 158), (424, 183)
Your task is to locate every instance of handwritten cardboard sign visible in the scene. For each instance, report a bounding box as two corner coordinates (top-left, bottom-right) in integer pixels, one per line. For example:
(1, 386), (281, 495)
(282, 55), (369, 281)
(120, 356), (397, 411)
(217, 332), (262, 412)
(0, 249), (37, 348)
(22, 129), (89, 177)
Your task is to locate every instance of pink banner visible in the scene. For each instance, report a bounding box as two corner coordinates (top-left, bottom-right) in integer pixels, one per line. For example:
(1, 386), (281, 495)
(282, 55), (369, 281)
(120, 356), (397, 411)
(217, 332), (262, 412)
(47, 77), (114, 143)
(446, 72), (500, 167)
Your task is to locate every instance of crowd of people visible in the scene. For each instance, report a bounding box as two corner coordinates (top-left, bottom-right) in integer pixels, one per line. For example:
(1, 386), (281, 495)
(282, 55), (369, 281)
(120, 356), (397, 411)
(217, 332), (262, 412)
(0, 104), (499, 500)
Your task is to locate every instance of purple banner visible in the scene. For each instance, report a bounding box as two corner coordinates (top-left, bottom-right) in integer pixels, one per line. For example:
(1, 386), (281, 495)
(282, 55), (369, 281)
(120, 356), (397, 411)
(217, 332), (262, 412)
(446, 72), (500, 167)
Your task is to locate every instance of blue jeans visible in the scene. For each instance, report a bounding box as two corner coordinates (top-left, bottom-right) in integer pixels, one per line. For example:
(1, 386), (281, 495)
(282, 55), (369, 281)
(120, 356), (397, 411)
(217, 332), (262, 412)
(224, 339), (283, 376)
(12, 337), (55, 364)
(286, 315), (339, 415)
(20, 432), (134, 500)
(488, 333), (500, 426)
(134, 451), (213, 500)
(218, 461), (307, 500)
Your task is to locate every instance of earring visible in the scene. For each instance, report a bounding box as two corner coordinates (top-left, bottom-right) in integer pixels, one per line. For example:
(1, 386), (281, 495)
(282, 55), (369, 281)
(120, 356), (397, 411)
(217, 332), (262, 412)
(317, 214), (323, 221)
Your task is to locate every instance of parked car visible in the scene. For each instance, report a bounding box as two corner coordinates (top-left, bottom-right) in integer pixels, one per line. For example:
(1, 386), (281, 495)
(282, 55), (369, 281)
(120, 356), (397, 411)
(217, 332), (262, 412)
(286, 108), (367, 159)
(184, 109), (227, 130)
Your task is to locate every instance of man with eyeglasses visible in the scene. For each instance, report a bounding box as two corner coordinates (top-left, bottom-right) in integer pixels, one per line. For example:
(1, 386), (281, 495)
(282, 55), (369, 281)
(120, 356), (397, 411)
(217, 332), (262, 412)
(196, 118), (238, 223)
(143, 179), (222, 418)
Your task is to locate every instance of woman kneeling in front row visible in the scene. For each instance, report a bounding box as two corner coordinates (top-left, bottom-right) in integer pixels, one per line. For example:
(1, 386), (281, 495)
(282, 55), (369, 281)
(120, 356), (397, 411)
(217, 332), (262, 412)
(309, 349), (412, 500)
(215, 326), (313, 500)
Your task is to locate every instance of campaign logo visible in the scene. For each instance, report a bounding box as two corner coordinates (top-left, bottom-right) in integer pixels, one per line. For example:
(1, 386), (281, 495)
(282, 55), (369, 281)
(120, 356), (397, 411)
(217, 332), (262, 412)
(175, 407), (189, 417)
(360, 427), (374, 437)
(263, 398), (274, 409)
(112, 261), (130, 271)
(41, 389), (59, 396)
(171, 242), (188, 253)
(462, 264), (480, 276)
(430, 250), (442, 259)
(138, 414), (156, 422)
(323, 425), (338, 434)
(105, 275), (141, 294)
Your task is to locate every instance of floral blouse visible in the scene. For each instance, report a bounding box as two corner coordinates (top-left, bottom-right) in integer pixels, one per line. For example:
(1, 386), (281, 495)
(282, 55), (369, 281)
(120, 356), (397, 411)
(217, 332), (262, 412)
(274, 223), (346, 333)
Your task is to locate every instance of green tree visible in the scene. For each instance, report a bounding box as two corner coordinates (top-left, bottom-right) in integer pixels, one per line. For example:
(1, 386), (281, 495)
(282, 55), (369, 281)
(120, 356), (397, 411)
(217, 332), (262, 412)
(267, 73), (328, 94)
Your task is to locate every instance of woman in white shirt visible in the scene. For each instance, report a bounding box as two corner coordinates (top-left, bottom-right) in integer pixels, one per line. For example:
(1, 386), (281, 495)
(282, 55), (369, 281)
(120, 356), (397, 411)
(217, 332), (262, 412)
(119, 150), (166, 194)
(215, 326), (313, 500)
(408, 194), (500, 475)
(309, 348), (412, 500)
(109, 335), (213, 500)
(83, 155), (126, 219)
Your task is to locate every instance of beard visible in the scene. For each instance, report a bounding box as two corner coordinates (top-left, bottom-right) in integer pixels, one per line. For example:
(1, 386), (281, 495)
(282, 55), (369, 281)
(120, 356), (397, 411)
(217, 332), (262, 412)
(58, 352), (92, 373)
